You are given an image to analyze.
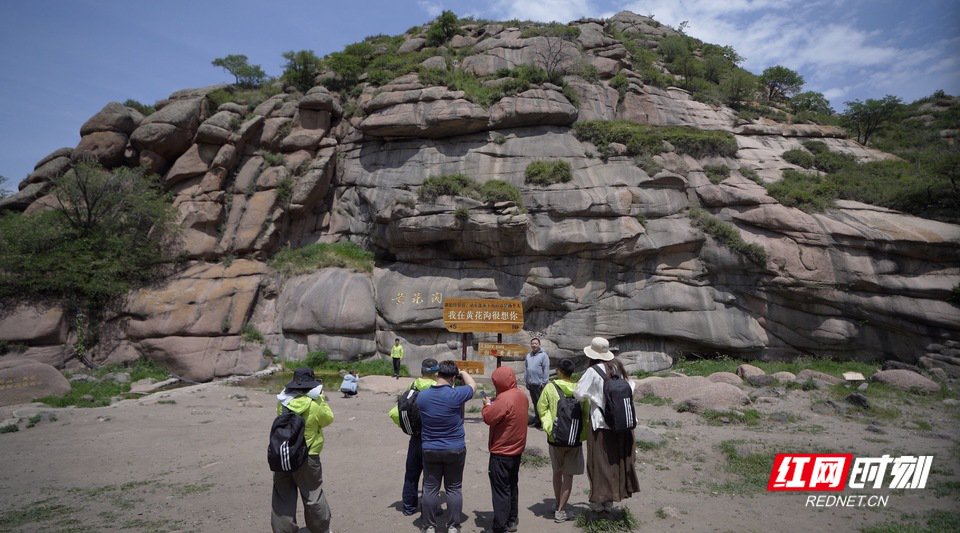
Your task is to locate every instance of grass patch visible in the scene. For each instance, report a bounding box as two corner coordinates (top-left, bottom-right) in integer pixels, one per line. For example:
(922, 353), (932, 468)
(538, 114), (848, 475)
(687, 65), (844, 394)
(673, 354), (879, 378)
(862, 510), (960, 533)
(637, 393), (669, 406)
(39, 358), (170, 408)
(689, 208), (767, 265)
(257, 150), (284, 167)
(241, 322), (264, 343)
(269, 241), (374, 276)
(0, 502), (78, 529)
(419, 174), (522, 206)
(712, 440), (774, 494)
(574, 120), (739, 159)
(0, 424), (18, 433)
(703, 164), (730, 184)
(525, 160), (573, 186)
(521, 448), (550, 468)
(701, 409), (761, 426)
(575, 507), (638, 532)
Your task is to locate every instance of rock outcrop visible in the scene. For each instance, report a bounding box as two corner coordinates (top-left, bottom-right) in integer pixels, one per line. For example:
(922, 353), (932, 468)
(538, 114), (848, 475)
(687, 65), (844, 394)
(1, 12), (958, 384)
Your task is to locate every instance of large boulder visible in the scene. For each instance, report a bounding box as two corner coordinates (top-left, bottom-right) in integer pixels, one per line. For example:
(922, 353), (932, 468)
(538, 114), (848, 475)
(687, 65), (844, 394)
(0, 303), (67, 345)
(871, 369), (940, 393)
(0, 359), (70, 407)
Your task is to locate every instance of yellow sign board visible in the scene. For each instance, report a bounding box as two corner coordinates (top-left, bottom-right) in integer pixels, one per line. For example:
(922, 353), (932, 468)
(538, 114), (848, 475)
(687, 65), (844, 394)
(477, 342), (527, 358)
(442, 298), (523, 334)
(454, 360), (486, 375)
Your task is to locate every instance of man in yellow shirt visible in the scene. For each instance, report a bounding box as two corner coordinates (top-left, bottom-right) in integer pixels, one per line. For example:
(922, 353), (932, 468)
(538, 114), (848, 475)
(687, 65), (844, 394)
(391, 337), (405, 379)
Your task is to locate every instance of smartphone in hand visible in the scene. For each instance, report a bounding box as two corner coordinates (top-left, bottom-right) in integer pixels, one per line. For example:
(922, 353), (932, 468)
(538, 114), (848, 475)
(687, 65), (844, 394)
(479, 390), (488, 400)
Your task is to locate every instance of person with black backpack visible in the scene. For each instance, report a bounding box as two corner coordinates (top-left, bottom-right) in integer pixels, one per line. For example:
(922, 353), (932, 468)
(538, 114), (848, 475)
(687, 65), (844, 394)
(387, 358), (439, 516)
(270, 367), (334, 533)
(573, 337), (639, 516)
(535, 358), (588, 523)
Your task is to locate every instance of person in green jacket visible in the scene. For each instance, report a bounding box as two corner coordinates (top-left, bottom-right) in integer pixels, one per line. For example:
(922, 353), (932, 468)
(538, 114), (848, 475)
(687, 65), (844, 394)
(536, 358), (588, 523)
(272, 368), (335, 533)
(391, 338), (405, 379)
(388, 358), (438, 516)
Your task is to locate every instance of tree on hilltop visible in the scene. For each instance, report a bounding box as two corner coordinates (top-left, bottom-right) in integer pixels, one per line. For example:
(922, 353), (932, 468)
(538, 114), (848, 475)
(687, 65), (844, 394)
(842, 95), (903, 145)
(791, 91), (833, 116)
(426, 10), (458, 46)
(759, 65), (804, 102)
(282, 50), (322, 93)
(212, 54), (267, 88)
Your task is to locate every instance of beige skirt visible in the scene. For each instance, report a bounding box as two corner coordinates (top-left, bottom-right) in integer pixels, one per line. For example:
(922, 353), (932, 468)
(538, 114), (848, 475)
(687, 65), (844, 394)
(585, 427), (640, 503)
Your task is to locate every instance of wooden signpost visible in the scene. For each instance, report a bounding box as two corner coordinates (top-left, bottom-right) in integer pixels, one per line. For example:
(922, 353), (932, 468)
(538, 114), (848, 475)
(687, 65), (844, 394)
(442, 298), (523, 334)
(477, 342), (527, 358)
(442, 298), (524, 370)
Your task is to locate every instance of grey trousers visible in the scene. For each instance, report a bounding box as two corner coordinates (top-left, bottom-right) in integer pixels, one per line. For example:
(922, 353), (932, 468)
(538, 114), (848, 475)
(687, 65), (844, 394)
(271, 455), (332, 533)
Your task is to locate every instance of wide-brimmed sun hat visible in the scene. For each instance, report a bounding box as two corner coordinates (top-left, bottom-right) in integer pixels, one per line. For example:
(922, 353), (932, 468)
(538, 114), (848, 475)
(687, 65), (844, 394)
(286, 367), (322, 391)
(583, 337), (614, 361)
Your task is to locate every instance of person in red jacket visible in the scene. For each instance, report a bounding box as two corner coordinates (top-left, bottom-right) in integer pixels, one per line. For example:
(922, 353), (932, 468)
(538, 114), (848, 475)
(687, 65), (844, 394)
(481, 366), (528, 533)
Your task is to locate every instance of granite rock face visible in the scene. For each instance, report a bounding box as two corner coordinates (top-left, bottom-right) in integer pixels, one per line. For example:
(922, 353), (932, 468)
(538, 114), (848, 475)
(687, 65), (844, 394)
(1, 13), (958, 384)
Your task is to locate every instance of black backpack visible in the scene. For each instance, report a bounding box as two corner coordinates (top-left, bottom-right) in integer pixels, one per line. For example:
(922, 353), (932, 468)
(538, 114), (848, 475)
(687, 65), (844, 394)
(550, 381), (583, 447)
(268, 405), (308, 472)
(595, 364), (636, 432)
(397, 386), (422, 436)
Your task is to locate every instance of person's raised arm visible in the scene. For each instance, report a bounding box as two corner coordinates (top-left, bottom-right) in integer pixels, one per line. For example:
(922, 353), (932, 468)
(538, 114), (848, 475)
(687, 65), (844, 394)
(459, 370), (477, 392)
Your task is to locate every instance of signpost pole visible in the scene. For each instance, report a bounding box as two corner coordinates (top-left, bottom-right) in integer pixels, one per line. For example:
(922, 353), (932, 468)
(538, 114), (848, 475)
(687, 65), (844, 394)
(461, 333), (467, 361)
(496, 333), (502, 368)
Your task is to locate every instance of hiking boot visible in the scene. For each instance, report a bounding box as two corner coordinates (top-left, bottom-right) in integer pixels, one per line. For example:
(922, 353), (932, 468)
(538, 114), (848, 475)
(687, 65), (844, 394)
(554, 510), (568, 523)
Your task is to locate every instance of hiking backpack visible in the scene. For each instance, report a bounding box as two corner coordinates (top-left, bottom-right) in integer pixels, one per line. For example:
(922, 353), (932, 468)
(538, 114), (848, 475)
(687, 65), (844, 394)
(550, 381), (583, 447)
(397, 386), (422, 436)
(595, 364), (636, 432)
(267, 405), (308, 472)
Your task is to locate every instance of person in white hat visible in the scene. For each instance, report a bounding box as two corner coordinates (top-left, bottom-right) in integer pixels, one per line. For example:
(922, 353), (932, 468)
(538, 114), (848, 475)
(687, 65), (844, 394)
(573, 337), (639, 516)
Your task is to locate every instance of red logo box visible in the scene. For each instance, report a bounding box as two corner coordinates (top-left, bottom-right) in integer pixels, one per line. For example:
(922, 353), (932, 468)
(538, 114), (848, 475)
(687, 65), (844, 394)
(768, 453), (853, 491)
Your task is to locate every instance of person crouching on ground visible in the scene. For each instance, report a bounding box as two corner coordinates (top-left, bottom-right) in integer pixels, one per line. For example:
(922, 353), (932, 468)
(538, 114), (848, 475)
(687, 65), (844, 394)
(388, 358), (439, 516)
(272, 367), (334, 533)
(340, 370), (359, 398)
(573, 337), (639, 515)
(417, 360), (477, 533)
(536, 357), (588, 523)
(481, 366), (528, 533)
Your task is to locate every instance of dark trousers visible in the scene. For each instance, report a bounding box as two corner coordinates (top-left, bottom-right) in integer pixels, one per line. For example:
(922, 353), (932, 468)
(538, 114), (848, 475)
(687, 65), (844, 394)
(401, 435), (423, 514)
(488, 454), (521, 533)
(527, 384), (545, 427)
(392, 357), (402, 376)
(422, 448), (466, 529)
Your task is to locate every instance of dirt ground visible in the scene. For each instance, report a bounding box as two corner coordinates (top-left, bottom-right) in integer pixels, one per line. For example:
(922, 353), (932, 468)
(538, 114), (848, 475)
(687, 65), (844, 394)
(0, 372), (958, 533)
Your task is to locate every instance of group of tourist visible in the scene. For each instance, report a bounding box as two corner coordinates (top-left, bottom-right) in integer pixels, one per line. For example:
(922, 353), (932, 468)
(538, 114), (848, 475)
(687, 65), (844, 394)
(269, 336), (638, 533)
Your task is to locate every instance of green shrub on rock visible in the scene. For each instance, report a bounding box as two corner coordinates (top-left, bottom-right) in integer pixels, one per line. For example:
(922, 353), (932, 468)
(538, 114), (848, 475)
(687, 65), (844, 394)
(573, 120), (738, 159)
(782, 149), (815, 169)
(525, 160), (572, 186)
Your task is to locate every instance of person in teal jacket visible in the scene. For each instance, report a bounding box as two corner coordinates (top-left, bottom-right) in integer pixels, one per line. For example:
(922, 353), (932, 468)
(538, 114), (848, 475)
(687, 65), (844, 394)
(272, 368), (335, 533)
(536, 358), (588, 523)
(388, 358), (438, 516)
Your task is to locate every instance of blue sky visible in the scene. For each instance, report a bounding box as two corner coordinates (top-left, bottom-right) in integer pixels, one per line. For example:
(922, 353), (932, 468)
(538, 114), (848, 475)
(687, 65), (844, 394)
(1, 0), (957, 192)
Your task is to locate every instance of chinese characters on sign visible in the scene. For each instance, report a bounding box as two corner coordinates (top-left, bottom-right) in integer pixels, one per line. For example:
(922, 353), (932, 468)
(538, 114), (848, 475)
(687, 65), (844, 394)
(442, 298), (523, 333)
(477, 342), (527, 358)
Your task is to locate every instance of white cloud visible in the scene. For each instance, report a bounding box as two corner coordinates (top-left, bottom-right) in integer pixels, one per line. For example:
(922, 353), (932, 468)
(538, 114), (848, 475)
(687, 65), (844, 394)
(417, 0), (443, 18)
(490, 0), (595, 23)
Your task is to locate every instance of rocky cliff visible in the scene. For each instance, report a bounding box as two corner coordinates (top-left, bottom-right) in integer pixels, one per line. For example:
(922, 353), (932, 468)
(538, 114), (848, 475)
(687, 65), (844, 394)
(2, 12), (959, 384)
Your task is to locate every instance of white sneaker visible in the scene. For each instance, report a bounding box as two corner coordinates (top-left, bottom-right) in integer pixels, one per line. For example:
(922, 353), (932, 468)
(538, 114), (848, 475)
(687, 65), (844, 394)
(447, 527), (459, 533)
(423, 527), (435, 533)
(554, 510), (568, 523)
